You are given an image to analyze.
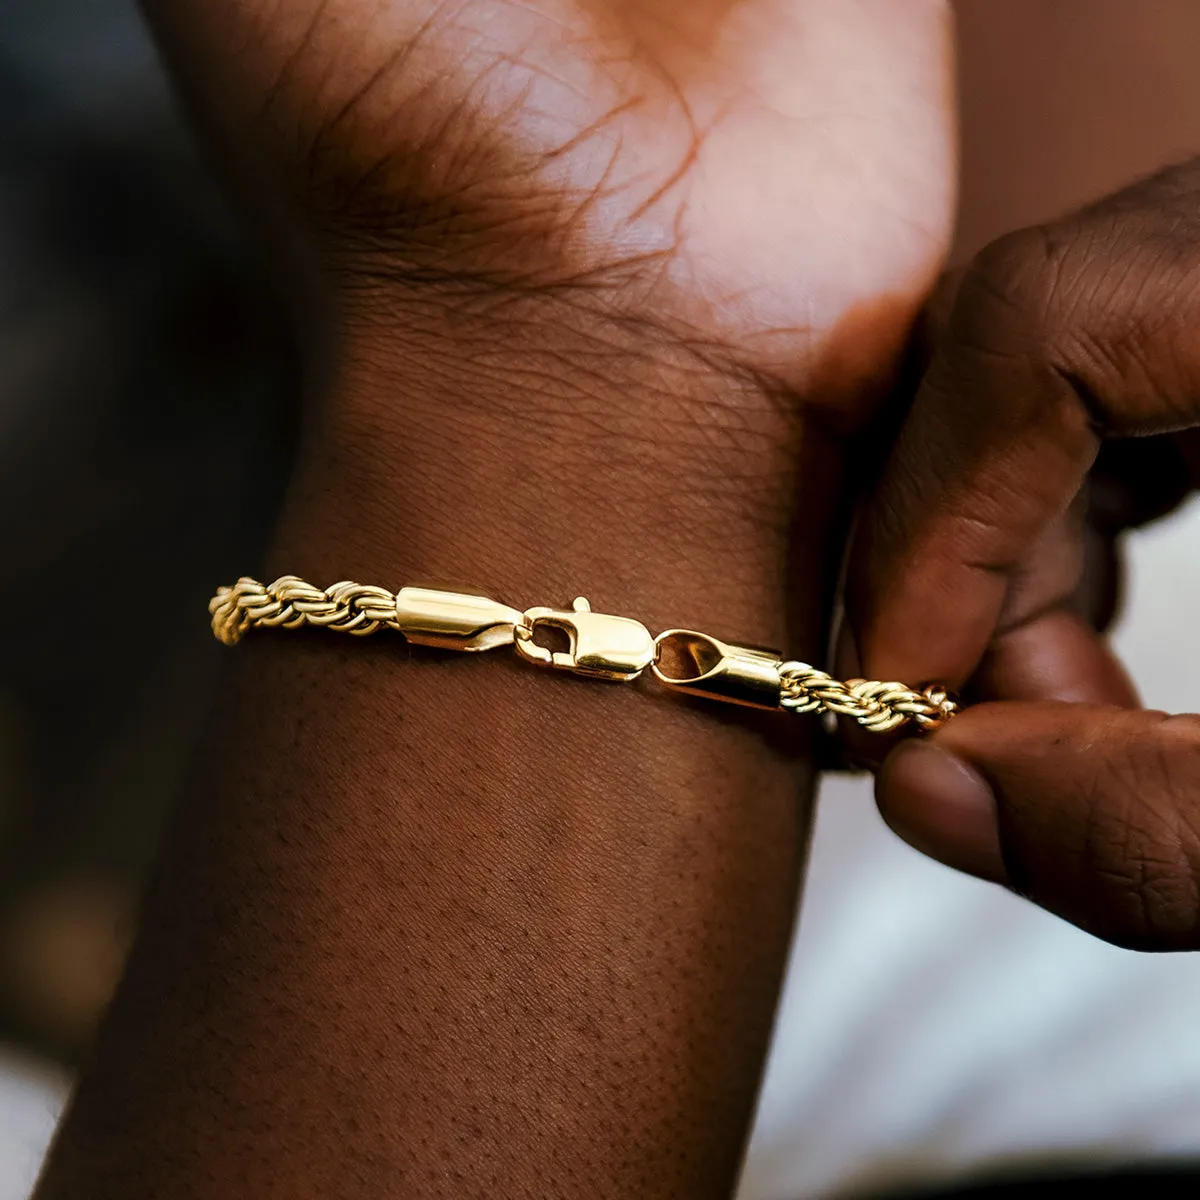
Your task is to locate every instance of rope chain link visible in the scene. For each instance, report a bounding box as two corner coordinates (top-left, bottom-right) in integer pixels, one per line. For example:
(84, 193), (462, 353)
(210, 576), (957, 732)
(779, 663), (956, 734)
(210, 575), (401, 645)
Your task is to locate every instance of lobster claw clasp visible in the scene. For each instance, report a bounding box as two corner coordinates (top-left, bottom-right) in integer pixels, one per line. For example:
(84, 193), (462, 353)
(514, 597), (655, 682)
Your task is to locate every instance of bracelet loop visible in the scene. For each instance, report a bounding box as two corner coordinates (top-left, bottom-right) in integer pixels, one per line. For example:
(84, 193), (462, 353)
(210, 577), (958, 734)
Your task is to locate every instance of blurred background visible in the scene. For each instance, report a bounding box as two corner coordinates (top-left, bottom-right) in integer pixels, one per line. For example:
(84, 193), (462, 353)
(4, 2), (1200, 1197)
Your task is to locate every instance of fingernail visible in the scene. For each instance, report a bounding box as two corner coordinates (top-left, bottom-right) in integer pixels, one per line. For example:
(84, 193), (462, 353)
(877, 741), (1008, 884)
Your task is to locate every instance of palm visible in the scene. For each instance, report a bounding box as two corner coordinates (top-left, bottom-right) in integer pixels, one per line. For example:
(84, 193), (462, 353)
(151, 0), (953, 416)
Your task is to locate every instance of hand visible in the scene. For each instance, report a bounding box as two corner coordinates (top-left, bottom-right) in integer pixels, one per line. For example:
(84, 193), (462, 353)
(142, 0), (953, 417)
(845, 159), (1200, 949)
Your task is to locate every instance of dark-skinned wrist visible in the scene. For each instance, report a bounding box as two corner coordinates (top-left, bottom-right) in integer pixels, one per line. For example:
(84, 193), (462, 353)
(39, 288), (843, 1200)
(274, 281), (849, 653)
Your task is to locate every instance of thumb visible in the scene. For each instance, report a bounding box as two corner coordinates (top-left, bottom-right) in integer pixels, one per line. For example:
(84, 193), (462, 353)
(879, 701), (1200, 950)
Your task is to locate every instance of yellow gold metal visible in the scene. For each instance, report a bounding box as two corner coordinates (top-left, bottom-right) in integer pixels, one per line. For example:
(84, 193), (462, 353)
(652, 630), (784, 710)
(209, 576), (958, 733)
(779, 664), (958, 734)
(513, 597), (655, 682)
(209, 576), (400, 646)
(394, 587), (521, 652)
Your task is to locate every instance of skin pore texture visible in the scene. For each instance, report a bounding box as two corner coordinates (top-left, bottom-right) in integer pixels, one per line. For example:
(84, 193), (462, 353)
(36, 2), (955, 1196)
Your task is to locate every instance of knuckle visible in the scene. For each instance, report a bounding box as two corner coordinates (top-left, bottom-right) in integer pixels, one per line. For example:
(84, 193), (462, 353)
(954, 169), (1200, 438)
(937, 224), (1101, 448)
(951, 225), (1071, 358)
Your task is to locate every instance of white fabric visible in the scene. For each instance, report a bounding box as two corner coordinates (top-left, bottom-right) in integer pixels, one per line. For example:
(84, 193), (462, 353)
(0, 1052), (67, 1200)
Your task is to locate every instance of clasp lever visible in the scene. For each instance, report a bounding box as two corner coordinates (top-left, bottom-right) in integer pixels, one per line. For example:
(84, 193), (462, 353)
(514, 597), (655, 682)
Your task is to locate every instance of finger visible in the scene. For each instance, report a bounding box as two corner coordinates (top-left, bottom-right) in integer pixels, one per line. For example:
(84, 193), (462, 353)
(847, 160), (1200, 695)
(879, 701), (1200, 950)
(831, 500), (1123, 772)
(970, 607), (1137, 706)
(829, 603), (1134, 775)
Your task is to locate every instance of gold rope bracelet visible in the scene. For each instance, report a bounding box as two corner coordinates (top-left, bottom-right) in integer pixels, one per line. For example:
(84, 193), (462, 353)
(209, 577), (958, 734)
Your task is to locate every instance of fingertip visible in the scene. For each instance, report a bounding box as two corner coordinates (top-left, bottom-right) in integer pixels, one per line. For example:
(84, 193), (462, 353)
(877, 739), (1008, 884)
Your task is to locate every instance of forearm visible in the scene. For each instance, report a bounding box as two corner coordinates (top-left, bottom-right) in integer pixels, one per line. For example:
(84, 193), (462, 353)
(37, 294), (845, 1198)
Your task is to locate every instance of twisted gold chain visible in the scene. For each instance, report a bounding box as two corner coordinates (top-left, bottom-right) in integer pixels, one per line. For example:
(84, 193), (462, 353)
(210, 576), (957, 734)
(211, 575), (402, 641)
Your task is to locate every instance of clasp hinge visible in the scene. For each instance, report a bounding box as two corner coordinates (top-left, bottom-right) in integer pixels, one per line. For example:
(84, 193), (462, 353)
(514, 597), (655, 682)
